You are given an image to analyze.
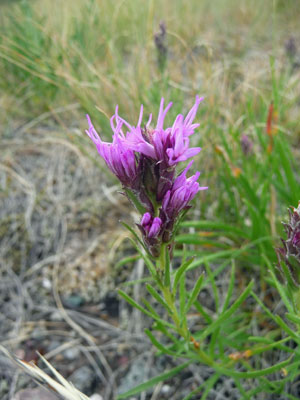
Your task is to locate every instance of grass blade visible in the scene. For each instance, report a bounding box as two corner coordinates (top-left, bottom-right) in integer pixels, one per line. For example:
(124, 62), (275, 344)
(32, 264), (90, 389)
(117, 361), (191, 399)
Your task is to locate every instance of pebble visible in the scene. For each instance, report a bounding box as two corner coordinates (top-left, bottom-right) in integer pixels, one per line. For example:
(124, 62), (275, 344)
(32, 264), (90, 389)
(62, 294), (85, 309)
(161, 384), (171, 394)
(63, 346), (80, 361)
(90, 395), (103, 400)
(0, 380), (8, 393)
(42, 278), (52, 289)
(50, 310), (63, 321)
(68, 365), (95, 393)
(47, 340), (61, 352)
(117, 357), (149, 395)
(12, 388), (57, 400)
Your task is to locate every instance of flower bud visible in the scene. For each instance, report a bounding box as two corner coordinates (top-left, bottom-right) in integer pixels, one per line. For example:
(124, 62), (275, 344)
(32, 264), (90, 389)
(276, 202), (300, 288)
(141, 212), (152, 227)
(148, 217), (162, 238)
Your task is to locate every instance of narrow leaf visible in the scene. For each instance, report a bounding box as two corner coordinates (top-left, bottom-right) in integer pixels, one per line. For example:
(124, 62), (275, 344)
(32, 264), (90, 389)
(124, 188), (146, 215)
(173, 258), (194, 294)
(185, 274), (204, 313)
(222, 260), (235, 312)
(126, 236), (157, 280)
(116, 254), (139, 268)
(204, 261), (219, 312)
(194, 301), (213, 323)
(196, 280), (254, 342)
(164, 245), (171, 287)
(118, 289), (176, 330)
(145, 329), (179, 356)
(121, 221), (147, 253)
(286, 313), (300, 326)
(180, 220), (248, 238)
(268, 265), (294, 314)
(146, 284), (172, 314)
(117, 361), (191, 399)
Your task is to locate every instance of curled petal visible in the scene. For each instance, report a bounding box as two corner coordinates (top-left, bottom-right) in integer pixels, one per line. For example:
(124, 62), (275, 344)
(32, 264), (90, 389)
(156, 98), (173, 130)
(86, 115), (137, 188)
(184, 95), (204, 127)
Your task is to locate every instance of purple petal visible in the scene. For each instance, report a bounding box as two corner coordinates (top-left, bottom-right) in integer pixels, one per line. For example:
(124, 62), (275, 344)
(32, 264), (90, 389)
(137, 105), (144, 127)
(141, 212), (151, 227)
(172, 161), (193, 191)
(184, 95), (204, 126)
(148, 217), (162, 238)
(156, 98), (173, 130)
(162, 190), (171, 210)
(169, 147), (201, 164)
(146, 113), (153, 128)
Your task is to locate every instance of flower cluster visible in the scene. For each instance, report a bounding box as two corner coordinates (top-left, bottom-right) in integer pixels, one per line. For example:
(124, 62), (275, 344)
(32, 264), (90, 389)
(277, 202), (300, 288)
(86, 97), (207, 257)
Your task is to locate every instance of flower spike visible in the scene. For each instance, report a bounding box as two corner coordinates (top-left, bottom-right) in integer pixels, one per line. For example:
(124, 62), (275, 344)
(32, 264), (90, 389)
(85, 97), (207, 256)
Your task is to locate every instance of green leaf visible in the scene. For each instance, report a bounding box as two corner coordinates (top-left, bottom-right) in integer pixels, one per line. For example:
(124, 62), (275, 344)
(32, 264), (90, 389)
(216, 356), (293, 379)
(286, 313), (300, 326)
(121, 277), (153, 287)
(173, 257), (194, 295)
(209, 327), (220, 358)
(182, 372), (221, 400)
(196, 280), (254, 343)
(180, 220), (249, 239)
(238, 174), (260, 207)
(243, 198), (263, 240)
(251, 291), (300, 344)
(117, 361), (191, 399)
(116, 254), (139, 268)
(274, 315), (300, 344)
(172, 208), (189, 237)
(121, 221), (147, 253)
(179, 272), (186, 319)
(204, 261), (219, 312)
(175, 234), (229, 248)
(194, 301), (213, 323)
(152, 321), (181, 346)
(177, 236), (273, 273)
(126, 236), (157, 280)
(275, 139), (299, 203)
(124, 188), (146, 215)
(146, 284), (172, 314)
(185, 273), (204, 314)
(142, 298), (160, 317)
(118, 289), (176, 330)
(268, 262), (294, 314)
(222, 261), (235, 312)
(181, 250), (234, 269)
(164, 244), (171, 287)
(144, 329), (179, 356)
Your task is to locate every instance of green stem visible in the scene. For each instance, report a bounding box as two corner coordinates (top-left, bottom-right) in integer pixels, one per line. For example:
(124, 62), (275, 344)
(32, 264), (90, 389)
(156, 244), (215, 367)
(159, 242), (167, 272)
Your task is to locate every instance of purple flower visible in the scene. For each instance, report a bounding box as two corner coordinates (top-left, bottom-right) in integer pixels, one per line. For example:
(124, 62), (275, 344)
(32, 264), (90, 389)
(240, 134), (253, 156)
(141, 212), (162, 238)
(114, 96), (203, 166)
(85, 97), (207, 256)
(282, 203), (300, 259)
(162, 161), (208, 219)
(85, 115), (137, 188)
(276, 202), (300, 288)
(139, 212), (163, 256)
(154, 21), (168, 71)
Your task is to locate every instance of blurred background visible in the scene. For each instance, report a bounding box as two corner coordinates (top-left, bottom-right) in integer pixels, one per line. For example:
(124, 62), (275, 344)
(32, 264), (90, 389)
(1, 0), (300, 399)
